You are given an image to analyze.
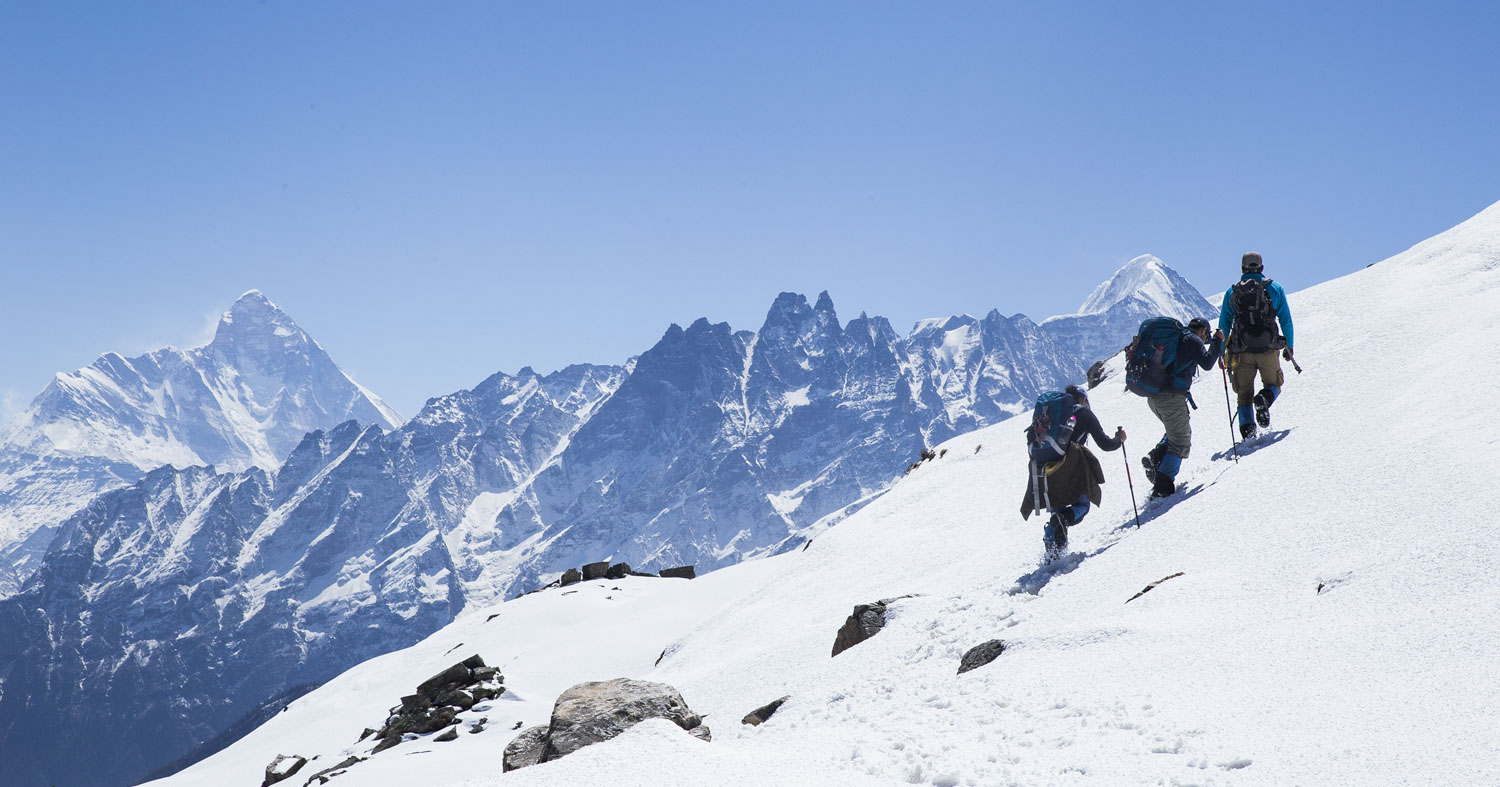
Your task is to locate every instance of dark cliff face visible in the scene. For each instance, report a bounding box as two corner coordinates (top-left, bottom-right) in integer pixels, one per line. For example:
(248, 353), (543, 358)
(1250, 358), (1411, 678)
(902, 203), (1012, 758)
(0, 264), (1213, 787)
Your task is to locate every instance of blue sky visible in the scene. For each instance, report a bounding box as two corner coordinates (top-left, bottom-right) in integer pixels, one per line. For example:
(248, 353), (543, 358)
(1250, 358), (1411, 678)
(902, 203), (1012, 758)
(2, 1), (1497, 418)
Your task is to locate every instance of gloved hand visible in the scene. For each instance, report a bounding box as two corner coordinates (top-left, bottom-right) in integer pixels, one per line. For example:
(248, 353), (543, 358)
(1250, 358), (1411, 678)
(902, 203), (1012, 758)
(1114, 427), (1127, 443)
(1282, 347), (1295, 361)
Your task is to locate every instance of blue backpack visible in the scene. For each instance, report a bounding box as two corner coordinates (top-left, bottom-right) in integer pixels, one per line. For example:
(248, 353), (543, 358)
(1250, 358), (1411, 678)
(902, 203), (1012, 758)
(1124, 317), (1194, 396)
(1026, 391), (1076, 464)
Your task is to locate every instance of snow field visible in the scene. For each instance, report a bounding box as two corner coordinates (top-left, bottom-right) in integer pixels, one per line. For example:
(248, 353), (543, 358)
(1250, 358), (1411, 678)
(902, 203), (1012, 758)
(160, 201), (1500, 786)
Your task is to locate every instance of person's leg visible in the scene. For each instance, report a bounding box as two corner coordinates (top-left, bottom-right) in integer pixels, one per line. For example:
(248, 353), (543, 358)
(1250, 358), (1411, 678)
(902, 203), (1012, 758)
(1231, 353), (1257, 436)
(1044, 511), (1068, 555)
(1065, 493), (1090, 525)
(1147, 393), (1191, 497)
(1253, 351), (1285, 427)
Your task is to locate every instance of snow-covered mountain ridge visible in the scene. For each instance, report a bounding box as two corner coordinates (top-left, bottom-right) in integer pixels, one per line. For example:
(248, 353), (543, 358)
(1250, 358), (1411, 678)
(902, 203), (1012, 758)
(155, 199), (1500, 786)
(0, 259), (1212, 787)
(1042, 254), (1214, 366)
(0, 291), (403, 595)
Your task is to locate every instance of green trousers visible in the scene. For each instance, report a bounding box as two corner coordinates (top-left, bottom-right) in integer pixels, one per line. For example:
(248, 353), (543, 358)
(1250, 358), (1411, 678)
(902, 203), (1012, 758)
(1147, 392), (1192, 458)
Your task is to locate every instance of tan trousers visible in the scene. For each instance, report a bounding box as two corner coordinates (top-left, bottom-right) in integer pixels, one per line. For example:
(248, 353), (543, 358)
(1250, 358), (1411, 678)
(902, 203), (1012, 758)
(1229, 350), (1284, 407)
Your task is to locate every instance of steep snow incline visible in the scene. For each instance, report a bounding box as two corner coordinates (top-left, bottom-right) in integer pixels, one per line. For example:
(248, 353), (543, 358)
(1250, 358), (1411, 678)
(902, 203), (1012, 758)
(157, 200), (1500, 785)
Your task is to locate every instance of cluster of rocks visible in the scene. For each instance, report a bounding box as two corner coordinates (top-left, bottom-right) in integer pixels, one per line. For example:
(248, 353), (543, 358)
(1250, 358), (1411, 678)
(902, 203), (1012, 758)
(261, 754), (367, 787)
(517, 561), (697, 598)
(503, 678), (709, 772)
(367, 654), (503, 754)
(904, 447), (949, 475)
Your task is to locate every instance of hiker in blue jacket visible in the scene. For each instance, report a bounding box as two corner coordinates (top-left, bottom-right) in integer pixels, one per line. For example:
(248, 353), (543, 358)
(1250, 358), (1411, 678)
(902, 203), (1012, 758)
(1026, 385), (1126, 557)
(1142, 318), (1223, 499)
(1218, 252), (1295, 438)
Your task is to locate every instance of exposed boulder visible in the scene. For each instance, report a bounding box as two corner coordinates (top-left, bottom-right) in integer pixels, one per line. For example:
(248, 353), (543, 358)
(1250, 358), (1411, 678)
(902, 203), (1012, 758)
(582, 561), (611, 581)
(1087, 359), (1109, 389)
(503, 678), (709, 771)
(560, 568), (582, 586)
(831, 596), (917, 657)
(503, 726), (549, 772)
(957, 640), (1006, 674)
(261, 754), (306, 787)
(604, 562), (632, 580)
(742, 696), (790, 726)
(434, 728), (459, 743)
(659, 565), (696, 580)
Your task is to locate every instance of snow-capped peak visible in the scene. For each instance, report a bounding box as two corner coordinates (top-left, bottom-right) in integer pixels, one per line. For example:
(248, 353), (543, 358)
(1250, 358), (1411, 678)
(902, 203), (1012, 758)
(1076, 254), (1188, 315)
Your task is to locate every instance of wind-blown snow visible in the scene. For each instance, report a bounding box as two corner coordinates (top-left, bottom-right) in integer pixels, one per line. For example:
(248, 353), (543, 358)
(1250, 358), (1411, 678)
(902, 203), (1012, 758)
(156, 202), (1500, 785)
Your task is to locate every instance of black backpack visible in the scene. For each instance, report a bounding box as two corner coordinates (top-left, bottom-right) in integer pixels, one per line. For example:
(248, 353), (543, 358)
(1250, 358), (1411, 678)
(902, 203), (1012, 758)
(1229, 278), (1282, 353)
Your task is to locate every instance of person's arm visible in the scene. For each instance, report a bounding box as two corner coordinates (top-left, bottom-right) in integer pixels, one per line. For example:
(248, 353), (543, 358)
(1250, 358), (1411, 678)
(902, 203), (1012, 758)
(1185, 332), (1222, 371)
(1074, 407), (1121, 451)
(1272, 281), (1294, 350)
(1218, 287), (1234, 335)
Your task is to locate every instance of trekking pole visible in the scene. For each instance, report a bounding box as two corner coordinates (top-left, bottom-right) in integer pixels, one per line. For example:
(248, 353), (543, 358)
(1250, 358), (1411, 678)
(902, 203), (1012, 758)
(1119, 428), (1141, 528)
(1219, 360), (1240, 463)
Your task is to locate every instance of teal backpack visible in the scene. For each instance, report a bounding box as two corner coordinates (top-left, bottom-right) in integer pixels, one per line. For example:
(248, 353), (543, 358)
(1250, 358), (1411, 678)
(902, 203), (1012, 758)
(1124, 317), (1194, 396)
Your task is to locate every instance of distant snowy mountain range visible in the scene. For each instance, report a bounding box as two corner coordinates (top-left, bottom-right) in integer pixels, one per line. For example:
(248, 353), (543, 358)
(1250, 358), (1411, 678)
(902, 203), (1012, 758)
(0, 290), (402, 595)
(0, 256), (1213, 787)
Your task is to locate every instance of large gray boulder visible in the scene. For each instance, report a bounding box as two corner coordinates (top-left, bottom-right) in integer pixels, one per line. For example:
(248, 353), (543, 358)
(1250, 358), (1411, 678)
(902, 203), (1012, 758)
(503, 726), (549, 772)
(545, 678), (705, 760)
(503, 678), (709, 771)
(261, 754), (306, 787)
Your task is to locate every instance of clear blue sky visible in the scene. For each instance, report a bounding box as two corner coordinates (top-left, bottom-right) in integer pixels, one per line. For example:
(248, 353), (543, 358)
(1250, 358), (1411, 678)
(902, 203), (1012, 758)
(3, 1), (1497, 419)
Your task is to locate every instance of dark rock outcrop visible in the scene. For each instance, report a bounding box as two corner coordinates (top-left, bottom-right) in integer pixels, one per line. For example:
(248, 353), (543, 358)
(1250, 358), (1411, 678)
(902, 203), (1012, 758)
(504, 678), (709, 771)
(831, 596), (916, 657)
(742, 696), (791, 726)
(957, 640), (1006, 674)
(261, 754), (306, 787)
(582, 561), (611, 581)
(560, 568), (583, 586)
(1087, 359), (1108, 389)
(604, 562), (632, 579)
(659, 565), (696, 580)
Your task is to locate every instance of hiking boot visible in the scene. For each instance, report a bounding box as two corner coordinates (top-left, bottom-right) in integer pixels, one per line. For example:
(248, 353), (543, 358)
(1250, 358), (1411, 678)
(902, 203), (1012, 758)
(1044, 513), (1069, 554)
(1240, 422), (1257, 440)
(1142, 443), (1167, 483)
(1253, 391), (1272, 428)
(1149, 473), (1176, 500)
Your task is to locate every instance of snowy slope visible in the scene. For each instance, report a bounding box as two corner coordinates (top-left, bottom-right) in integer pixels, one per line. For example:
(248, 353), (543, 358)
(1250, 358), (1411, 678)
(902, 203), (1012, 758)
(157, 201), (1500, 785)
(0, 290), (402, 594)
